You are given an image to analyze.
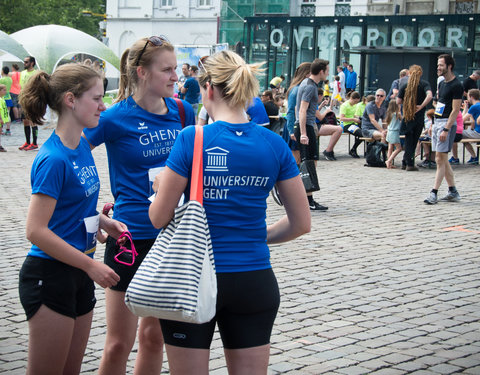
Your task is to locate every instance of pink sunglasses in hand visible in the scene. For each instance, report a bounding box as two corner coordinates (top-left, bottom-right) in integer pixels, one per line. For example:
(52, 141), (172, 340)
(114, 231), (138, 266)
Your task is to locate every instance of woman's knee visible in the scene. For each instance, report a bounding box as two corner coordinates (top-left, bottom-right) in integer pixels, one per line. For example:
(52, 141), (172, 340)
(138, 319), (164, 349)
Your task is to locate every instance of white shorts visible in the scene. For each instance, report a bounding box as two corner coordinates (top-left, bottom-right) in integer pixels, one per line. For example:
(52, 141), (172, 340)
(432, 118), (456, 153)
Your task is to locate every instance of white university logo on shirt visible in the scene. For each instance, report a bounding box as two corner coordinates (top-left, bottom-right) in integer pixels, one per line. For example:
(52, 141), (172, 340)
(205, 147), (229, 172)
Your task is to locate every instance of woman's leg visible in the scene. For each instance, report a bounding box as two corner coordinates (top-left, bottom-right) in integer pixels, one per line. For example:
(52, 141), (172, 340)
(63, 310), (94, 375)
(318, 124), (342, 152)
(164, 345), (210, 375)
(99, 289), (139, 375)
(134, 317), (164, 375)
(26, 305), (76, 375)
(224, 345), (270, 375)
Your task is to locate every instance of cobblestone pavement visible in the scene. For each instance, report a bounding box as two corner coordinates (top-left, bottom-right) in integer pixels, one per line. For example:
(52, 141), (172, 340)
(1, 122), (480, 374)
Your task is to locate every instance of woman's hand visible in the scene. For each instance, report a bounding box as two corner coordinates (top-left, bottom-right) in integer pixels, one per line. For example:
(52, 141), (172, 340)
(85, 260), (120, 288)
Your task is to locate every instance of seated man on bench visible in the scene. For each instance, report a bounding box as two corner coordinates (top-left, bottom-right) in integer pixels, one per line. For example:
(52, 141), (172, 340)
(361, 89), (387, 143)
(461, 88), (480, 164)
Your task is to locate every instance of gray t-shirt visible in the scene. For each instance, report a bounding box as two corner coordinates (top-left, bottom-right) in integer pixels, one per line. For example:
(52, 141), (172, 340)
(296, 77), (318, 127)
(362, 101), (386, 131)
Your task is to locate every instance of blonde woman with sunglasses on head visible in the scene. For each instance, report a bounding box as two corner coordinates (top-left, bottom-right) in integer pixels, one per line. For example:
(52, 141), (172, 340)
(18, 64), (126, 375)
(149, 50), (310, 375)
(82, 36), (196, 374)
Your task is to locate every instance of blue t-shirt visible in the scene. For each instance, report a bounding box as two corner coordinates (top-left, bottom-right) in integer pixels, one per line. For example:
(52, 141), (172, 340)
(83, 96), (195, 239)
(468, 102), (480, 133)
(246, 97), (269, 127)
(346, 71), (357, 90)
(184, 77), (200, 105)
(286, 86), (299, 134)
(166, 121), (299, 273)
(29, 131), (100, 259)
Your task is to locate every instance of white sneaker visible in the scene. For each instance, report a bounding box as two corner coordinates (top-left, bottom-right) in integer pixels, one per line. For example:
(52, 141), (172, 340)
(424, 192), (438, 205)
(440, 190), (461, 202)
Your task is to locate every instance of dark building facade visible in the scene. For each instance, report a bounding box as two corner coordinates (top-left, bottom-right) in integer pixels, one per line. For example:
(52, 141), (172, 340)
(244, 14), (480, 94)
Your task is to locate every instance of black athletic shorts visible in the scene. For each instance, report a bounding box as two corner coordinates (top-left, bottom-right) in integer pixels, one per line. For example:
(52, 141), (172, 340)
(160, 268), (280, 350)
(19, 256), (96, 320)
(293, 124), (319, 160)
(104, 236), (156, 292)
(454, 133), (463, 143)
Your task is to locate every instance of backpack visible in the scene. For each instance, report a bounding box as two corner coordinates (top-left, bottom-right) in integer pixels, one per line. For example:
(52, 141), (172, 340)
(365, 141), (387, 168)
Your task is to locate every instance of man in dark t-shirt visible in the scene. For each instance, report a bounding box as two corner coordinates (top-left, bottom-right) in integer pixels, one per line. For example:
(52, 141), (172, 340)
(424, 54), (463, 205)
(462, 71), (479, 97)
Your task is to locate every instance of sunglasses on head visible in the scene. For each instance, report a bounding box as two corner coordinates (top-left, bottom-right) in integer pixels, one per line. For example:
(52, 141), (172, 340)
(135, 36), (168, 66)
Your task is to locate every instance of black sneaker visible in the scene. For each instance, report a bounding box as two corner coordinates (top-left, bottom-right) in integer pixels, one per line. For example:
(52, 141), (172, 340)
(309, 201), (328, 211)
(349, 149), (360, 158)
(323, 150), (336, 161)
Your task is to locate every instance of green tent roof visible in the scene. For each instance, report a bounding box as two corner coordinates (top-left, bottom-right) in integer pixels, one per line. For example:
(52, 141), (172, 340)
(0, 30), (30, 61)
(10, 24), (120, 74)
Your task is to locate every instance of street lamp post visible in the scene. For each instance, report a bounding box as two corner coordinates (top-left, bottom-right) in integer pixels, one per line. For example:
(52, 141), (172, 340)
(81, 10), (108, 45)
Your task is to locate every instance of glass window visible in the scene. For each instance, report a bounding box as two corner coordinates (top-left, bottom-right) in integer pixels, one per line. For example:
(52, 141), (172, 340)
(391, 25), (413, 47)
(160, 0), (173, 7)
(446, 25), (468, 49)
(317, 25), (337, 78)
(294, 26), (315, 66)
(198, 0), (212, 6)
(474, 25), (480, 51)
(268, 24), (290, 82)
(417, 24), (442, 47)
(367, 25), (388, 47)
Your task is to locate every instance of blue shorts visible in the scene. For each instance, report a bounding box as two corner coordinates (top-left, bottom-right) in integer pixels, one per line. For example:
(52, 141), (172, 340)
(10, 93), (19, 107)
(5, 99), (13, 107)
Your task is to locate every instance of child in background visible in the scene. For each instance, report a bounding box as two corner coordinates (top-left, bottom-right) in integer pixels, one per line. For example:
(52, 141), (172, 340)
(0, 84), (10, 151)
(385, 100), (402, 169)
(323, 79), (331, 105)
(417, 109), (436, 168)
(331, 75), (342, 109)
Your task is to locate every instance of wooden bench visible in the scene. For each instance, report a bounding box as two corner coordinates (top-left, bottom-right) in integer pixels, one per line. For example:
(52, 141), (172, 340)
(460, 138), (480, 164)
(419, 138), (480, 164)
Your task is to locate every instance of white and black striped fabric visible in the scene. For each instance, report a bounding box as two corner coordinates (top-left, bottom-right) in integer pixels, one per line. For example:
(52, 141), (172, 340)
(125, 200), (217, 324)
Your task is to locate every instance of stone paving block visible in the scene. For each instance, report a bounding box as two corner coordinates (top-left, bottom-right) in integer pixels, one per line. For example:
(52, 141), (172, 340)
(2, 129), (480, 373)
(428, 363), (463, 374)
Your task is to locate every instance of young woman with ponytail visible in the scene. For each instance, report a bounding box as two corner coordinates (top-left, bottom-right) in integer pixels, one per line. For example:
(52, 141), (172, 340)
(82, 36), (195, 374)
(396, 64), (433, 170)
(149, 50), (310, 375)
(18, 64), (126, 374)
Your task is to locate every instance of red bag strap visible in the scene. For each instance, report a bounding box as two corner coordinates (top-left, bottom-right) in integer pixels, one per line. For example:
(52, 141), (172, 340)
(174, 98), (186, 128)
(190, 125), (203, 204)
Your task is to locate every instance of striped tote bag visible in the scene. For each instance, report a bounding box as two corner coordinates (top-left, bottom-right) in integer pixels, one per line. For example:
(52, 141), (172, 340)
(125, 125), (217, 324)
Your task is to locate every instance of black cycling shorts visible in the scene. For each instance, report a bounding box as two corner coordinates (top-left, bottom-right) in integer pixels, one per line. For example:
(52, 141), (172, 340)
(19, 256), (96, 320)
(294, 124), (319, 160)
(160, 268), (280, 350)
(104, 236), (155, 292)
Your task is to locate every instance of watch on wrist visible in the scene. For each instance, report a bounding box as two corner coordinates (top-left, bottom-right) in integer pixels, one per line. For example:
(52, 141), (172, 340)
(442, 127), (449, 132)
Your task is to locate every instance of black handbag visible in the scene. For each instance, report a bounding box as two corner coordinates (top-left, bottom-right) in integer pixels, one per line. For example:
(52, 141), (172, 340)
(298, 159), (320, 192)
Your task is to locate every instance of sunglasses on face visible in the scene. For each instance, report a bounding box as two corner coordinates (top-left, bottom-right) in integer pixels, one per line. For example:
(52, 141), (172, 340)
(135, 35), (168, 66)
(376, 94), (385, 97)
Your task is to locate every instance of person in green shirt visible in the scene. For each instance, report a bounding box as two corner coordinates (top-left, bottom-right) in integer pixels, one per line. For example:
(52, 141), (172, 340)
(339, 91), (363, 158)
(19, 56), (39, 151)
(0, 67), (13, 135)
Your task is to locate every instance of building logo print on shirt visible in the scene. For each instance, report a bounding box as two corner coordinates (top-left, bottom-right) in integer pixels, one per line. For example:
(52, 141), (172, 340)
(205, 147), (229, 172)
(72, 161), (79, 170)
(138, 122), (148, 130)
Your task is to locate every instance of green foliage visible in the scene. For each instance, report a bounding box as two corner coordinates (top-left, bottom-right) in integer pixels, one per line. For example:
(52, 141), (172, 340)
(0, 0), (106, 38)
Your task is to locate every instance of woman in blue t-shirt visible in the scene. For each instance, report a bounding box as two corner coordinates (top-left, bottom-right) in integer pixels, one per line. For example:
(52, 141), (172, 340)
(18, 64), (126, 374)
(149, 50), (311, 375)
(82, 36), (195, 374)
(284, 62), (312, 164)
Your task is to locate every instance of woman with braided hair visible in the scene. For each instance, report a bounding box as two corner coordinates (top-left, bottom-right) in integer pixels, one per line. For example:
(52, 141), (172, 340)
(396, 64), (433, 170)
